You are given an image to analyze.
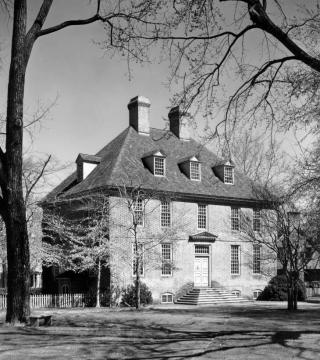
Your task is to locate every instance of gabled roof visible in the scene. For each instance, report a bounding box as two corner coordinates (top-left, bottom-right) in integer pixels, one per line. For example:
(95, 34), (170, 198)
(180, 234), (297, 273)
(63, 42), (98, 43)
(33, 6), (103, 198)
(42, 126), (264, 205)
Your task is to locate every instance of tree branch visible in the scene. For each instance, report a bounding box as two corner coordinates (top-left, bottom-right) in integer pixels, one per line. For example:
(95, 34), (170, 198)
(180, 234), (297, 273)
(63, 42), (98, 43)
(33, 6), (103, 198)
(25, 155), (51, 205)
(38, 14), (102, 37)
(221, 0), (320, 72)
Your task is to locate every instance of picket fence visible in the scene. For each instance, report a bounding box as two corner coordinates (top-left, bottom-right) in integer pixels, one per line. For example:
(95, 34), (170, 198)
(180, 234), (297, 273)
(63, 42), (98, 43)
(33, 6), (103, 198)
(0, 293), (92, 310)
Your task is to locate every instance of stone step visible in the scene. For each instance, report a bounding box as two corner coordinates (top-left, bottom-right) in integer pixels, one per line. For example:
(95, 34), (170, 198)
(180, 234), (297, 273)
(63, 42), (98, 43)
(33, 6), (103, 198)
(175, 287), (250, 305)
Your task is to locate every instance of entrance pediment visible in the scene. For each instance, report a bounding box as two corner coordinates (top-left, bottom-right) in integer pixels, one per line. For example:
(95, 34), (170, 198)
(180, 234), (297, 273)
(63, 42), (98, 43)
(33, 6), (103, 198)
(189, 232), (217, 242)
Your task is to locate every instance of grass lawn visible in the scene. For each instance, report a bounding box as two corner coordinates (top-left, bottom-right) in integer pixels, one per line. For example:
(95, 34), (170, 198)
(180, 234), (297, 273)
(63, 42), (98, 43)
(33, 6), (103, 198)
(0, 301), (320, 359)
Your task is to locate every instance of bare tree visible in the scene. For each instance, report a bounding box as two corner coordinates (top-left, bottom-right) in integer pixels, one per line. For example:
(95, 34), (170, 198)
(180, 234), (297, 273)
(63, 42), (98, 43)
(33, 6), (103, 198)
(113, 182), (187, 309)
(43, 194), (110, 308)
(0, 0), (169, 324)
(241, 189), (320, 311)
(3, 0), (320, 324)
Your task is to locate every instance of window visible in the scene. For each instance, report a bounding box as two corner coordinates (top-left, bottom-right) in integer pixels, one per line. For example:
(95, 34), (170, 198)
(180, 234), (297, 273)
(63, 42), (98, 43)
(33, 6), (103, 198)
(253, 244), (261, 274)
(253, 289), (262, 300)
(224, 166), (234, 184)
(161, 293), (173, 303)
(231, 290), (241, 297)
(132, 244), (144, 276)
(231, 245), (240, 275)
(231, 207), (240, 230)
(133, 199), (144, 226)
(161, 201), (171, 227)
(161, 244), (172, 276)
(154, 157), (165, 176)
(198, 204), (207, 229)
(253, 209), (261, 232)
(195, 245), (209, 254)
(190, 161), (201, 180)
(31, 273), (42, 288)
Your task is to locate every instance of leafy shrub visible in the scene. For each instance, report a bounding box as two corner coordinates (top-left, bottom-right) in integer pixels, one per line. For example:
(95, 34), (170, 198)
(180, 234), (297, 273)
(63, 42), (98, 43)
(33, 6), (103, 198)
(121, 282), (153, 307)
(258, 274), (306, 301)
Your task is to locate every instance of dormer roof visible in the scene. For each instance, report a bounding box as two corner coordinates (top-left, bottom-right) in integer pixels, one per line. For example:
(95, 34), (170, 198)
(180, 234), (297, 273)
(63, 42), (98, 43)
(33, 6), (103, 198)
(76, 153), (101, 164)
(142, 149), (167, 159)
(178, 155), (201, 164)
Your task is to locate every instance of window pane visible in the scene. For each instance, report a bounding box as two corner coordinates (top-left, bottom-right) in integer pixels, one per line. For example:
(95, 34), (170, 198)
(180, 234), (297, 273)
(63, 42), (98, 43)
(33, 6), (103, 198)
(154, 157), (165, 176)
(161, 201), (171, 227)
(253, 209), (261, 232)
(231, 207), (240, 230)
(190, 162), (200, 180)
(161, 244), (172, 275)
(195, 245), (209, 254)
(253, 244), (261, 274)
(231, 245), (240, 274)
(134, 199), (144, 226)
(224, 166), (234, 184)
(198, 204), (207, 229)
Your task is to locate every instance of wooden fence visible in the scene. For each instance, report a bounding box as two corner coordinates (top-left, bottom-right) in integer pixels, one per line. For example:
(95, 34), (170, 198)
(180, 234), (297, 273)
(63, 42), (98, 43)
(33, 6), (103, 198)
(0, 293), (93, 310)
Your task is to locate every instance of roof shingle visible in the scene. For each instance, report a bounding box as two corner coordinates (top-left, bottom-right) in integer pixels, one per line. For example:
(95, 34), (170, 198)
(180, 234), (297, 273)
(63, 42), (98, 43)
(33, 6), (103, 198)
(42, 126), (263, 205)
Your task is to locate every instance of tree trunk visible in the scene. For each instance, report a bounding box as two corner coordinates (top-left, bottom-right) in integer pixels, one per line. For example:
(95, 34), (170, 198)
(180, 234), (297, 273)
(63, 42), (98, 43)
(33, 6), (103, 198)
(4, 0), (30, 324)
(287, 285), (294, 311)
(293, 271), (299, 311)
(96, 259), (101, 308)
(135, 270), (141, 310)
(134, 238), (141, 310)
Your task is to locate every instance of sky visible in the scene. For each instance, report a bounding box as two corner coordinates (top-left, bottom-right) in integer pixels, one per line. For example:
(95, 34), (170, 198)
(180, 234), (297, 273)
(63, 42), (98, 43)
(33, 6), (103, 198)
(0, 0), (182, 188)
(0, 0), (313, 193)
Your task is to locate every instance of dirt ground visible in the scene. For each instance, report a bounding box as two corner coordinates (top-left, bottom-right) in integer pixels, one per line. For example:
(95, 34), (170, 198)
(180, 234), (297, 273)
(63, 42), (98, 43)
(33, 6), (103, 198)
(0, 301), (320, 359)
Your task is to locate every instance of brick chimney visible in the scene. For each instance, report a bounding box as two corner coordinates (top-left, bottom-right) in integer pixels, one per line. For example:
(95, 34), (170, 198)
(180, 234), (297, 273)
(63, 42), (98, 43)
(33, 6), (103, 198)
(168, 106), (190, 141)
(128, 96), (151, 135)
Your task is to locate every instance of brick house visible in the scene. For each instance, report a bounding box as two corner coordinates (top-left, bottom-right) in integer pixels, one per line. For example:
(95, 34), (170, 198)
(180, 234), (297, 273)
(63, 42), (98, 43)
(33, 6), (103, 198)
(41, 96), (276, 303)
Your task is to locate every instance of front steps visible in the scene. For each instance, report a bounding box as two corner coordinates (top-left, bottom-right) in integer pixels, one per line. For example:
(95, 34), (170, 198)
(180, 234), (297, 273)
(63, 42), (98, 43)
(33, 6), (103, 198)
(175, 287), (251, 305)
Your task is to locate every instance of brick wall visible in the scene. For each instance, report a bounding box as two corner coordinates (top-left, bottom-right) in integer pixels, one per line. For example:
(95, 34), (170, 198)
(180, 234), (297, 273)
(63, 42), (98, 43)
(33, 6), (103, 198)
(109, 196), (277, 303)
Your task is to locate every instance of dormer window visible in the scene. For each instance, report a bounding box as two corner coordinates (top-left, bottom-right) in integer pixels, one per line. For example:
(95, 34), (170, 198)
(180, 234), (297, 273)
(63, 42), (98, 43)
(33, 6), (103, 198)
(190, 161), (201, 181)
(154, 156), (165, 176)
(142, 150), (166, 177)
(213, 160), (235, 185)
(76, 153), (101, 182)
(179, 155), (201, 181)
(224, 166), (234, 184)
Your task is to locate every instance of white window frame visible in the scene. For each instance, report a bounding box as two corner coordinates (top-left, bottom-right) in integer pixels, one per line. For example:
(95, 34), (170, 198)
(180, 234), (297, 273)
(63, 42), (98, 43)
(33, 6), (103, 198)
(231, 245), (240, 275)
(195, 244), (209, 255)
(197, 204), (207, 230)
(190, 161), (201, 181)
(133, 199), (144, 226)
(231, 289), (241, 297)
(253, 289), (262, 300)
(224, 166), (234, 184)
(161, 293), (173, 303)
(253, 208), (261, 232)
(160, 201), (171, 227)
(161, 243), (172, 276)
(231, 207), (240, 231)
(252, 244), (261, 274)
(154, 156), (165, 177)
(132, 244), (144, 277)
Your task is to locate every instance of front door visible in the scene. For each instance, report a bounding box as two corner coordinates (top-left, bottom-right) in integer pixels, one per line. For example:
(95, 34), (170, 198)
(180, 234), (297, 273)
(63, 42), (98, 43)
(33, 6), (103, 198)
(194, 257), (209, 287)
